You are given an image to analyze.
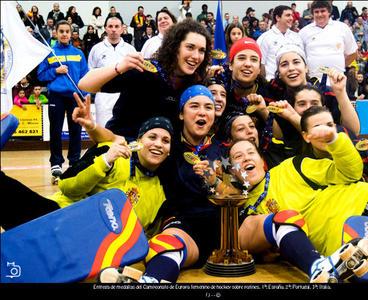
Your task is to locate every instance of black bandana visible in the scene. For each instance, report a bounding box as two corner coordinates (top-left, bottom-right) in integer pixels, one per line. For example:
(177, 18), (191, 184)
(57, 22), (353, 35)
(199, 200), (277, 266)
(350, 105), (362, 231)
(137, 116), (174, 139)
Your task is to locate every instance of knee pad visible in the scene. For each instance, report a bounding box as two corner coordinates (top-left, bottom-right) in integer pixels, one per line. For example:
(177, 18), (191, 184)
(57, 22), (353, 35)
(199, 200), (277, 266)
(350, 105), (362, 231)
(273, 209), (309, 236)
(145, 233), (185, 264)
(263, 210), (309, 247)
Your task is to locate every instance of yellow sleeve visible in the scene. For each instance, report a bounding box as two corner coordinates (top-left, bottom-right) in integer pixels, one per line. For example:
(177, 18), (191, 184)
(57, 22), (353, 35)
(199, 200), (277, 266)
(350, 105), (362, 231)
(58, 155), (111, 199)
(301, 132), (363, 186)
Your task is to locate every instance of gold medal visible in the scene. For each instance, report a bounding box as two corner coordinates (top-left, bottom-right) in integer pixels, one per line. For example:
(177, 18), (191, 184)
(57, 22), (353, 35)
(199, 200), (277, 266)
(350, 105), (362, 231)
(183, 152), (201, 165)
(246, 105), (257, 114)
(128, 141), (143, 152)
(267, 106), (284, 113)
(319, 66), (330, 74)
(356, 139), (368, 151)
(211, 49), (227, 60)
(142, 60), (158, 73)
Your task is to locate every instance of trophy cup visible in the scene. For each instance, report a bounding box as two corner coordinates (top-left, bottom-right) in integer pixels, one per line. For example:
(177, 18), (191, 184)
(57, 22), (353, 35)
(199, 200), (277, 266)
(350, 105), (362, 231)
(203, 159), (255, 277)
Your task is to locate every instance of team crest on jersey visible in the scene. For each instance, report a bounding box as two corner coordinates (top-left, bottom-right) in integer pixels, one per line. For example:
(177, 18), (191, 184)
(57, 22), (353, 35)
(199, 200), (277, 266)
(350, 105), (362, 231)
(126, 187), (140, 205)
(1, 27), (13, 94)
(266, 198), (280, 214)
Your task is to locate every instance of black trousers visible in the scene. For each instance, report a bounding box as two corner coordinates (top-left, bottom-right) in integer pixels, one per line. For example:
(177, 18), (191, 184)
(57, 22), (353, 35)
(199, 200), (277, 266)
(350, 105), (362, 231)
(0, 171), (60, 230)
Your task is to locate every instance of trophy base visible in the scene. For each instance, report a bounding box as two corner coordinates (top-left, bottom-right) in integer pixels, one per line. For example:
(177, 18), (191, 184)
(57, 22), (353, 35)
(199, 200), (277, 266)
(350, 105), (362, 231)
(204, 259), (256, 277)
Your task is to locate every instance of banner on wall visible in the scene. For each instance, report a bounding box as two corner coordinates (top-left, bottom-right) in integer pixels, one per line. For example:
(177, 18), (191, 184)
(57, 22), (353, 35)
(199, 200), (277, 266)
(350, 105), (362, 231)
(10, 104), (43, 137)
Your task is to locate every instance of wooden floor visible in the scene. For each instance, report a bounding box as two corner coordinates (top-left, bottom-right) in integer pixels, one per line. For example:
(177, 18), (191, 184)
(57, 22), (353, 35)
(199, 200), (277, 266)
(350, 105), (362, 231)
(1, 148), (308, 283)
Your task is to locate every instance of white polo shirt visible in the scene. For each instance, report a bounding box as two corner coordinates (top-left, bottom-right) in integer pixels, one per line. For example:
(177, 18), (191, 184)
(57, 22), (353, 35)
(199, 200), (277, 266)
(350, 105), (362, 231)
(88, 38), (137, 127)
(299, 19), (357, 81)
(257, 25), (303, 80)
(141, 33), (164, 59)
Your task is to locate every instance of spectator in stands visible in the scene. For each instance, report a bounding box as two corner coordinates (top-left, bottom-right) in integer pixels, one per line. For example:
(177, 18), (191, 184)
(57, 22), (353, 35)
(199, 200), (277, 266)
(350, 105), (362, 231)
(71, 30), (84, 52)
(252, 20), (268, 40)
(232, 15), (240, 26)
(130, 6), (146, 51)
(25, 5), (45, 31)
(291, 20), (300, 33)
(47, 3), (65, 24)
(241, 17), (251, 37)
(90, 7), (104, 38)
(105, 6), (123, 25)
(16, 3), (26, 24)
(82, 25), (100, 58)
(185, 12), (193, 20)
(356, 71), (368, 99)
(88, 16), (136, 127)
(28, 86), (48, 109)
(66, 6), (84, 30)
(142, 26), (155, 43)
(361, 6), (368, 21)
(44, 18), (55, 38)
(328, 1), (340, 20)
(178, 0), (192, 23)
(299, 0), (358, 82)
(346, 66), (359, 100)
(249, 17), (260, 40)
(223, 12), (230, 30)
(261, 13), (272, 30)
(225, 23), (245, 56)
(121, 24), (133, 45)
(49, 28), (58, 47)
(12, 76), (33, 100)
(13, 89), (29, 109)
(340, 1), (359, 26)
(353, 17), (365, 46)
(291, 3), (301, 23)
(245, 7), (256, 20)
(66, 16), (80, 33)
(301, 2), (313, 28)
(257, 5), (303, 81)
(141, 9), (177, 59)
(207, 12), (215, 32)
(37, 20), (88, 181)
(145, 14), (157, 35)
(196, 3), (208, 23)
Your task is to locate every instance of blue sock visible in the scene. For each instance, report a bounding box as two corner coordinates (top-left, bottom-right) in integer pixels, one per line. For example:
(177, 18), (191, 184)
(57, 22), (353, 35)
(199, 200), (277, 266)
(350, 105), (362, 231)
(279, 230), (321, 275)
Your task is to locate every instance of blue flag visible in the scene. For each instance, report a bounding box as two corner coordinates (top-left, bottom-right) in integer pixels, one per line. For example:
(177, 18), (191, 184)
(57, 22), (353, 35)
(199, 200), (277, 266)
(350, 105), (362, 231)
(213, 0), (227, 65)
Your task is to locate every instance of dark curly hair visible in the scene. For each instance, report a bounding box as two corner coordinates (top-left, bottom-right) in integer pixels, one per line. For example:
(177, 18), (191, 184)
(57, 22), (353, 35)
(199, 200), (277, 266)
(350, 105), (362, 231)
(155, 18), (212, 81)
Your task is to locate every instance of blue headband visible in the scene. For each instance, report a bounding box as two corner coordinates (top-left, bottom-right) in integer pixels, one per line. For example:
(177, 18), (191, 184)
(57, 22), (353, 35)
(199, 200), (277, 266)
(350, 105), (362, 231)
(179, 85), (215, 111)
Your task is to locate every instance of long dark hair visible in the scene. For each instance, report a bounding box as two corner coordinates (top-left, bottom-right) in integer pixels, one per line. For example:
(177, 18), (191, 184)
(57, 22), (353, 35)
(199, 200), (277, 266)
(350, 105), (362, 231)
(225, 23), (245, 51)
(155, 18), (212, 81)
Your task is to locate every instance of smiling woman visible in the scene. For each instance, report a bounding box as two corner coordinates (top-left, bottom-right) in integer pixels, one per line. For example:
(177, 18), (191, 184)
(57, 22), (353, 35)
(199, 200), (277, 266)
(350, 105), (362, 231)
(0, 116), (174, 234)
(75, 18), (212, 143)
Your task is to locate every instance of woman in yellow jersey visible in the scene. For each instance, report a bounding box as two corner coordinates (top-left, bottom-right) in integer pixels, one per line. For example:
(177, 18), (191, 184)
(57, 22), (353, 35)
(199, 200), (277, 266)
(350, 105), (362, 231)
(192, 105), (368, 282)
(226, 122), (368, 282)
(1, 117), (173, 235)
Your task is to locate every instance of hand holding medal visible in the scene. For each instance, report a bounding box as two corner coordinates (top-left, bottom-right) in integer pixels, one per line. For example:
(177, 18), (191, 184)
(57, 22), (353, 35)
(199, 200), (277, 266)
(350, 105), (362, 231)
(245, 94), (266, 114)
(142, 60), (158, 73)
(128, 141), (143, 152)
(184, 152), (201, 165)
